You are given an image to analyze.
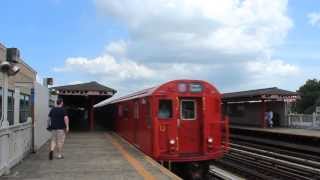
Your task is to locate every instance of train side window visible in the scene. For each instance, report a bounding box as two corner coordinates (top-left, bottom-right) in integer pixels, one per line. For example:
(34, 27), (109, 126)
(134, 101), (139, 119)
(181, 100), (196, 120)
(158, 100), (172, 119)
(146, 100), (152, 128)
(118, 105), (123, 117)
(123, 106), (129, 118)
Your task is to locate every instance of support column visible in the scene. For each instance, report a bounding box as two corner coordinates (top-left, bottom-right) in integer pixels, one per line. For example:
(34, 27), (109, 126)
(261, 99), (267, 128)
(89, 97), (95, 131)
(14, 87), (20, 125)
(1, 73), (9, 128)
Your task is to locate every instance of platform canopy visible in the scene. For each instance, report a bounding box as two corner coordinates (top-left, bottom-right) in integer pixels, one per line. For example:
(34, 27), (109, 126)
(222, 87), (299, 102)
(52, 81), (117, 96)
(51, 81), (117, 131)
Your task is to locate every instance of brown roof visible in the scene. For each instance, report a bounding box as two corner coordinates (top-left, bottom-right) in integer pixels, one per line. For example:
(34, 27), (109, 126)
(223, 87), (298, 100)
(53, 81), (116, 93)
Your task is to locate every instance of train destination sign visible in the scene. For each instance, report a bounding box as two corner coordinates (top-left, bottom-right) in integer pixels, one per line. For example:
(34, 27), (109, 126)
(190, 83), (203, 93)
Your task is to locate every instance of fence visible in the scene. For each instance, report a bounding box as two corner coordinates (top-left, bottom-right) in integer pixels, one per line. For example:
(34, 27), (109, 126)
(287, 113), (320, 129)
(0, 83), (54, 176)
(0, 121), (32, 176)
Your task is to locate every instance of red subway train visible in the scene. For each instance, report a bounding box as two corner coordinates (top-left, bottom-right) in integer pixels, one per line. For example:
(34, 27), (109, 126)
(98, 80), (229, 179)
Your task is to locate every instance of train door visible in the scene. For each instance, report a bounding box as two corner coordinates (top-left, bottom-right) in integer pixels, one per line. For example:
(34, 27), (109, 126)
(178, 98), (202, 154)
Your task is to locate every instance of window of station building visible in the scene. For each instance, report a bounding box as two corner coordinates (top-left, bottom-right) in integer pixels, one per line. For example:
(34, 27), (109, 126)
(181, 100), (196, 120)
(227, 104), (245, 117)
(49, 99), (55, 108)
(7, 90), (14, 125)
(20, 94), (31, 123)
(158, 100), (172, 119)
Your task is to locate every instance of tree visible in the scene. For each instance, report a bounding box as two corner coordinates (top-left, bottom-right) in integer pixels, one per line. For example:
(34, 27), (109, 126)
(296, 79), (320, 114)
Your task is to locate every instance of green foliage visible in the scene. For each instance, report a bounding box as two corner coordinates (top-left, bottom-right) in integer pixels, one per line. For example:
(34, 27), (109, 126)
(296, 79), (320, 114)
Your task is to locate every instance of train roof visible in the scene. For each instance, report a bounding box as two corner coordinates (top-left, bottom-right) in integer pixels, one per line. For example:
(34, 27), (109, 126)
(94, 86), (158, 108)
(94, 79), (218, 108)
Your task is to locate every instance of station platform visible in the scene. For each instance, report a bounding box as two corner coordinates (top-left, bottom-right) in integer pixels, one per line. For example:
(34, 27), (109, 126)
(230, 125), (320, 139)
(1, 132), (181, 180)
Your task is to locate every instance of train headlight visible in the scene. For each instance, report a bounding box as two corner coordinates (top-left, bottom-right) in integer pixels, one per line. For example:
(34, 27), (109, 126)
(208, 137), (213, 143)
(169, 139), (176, 145)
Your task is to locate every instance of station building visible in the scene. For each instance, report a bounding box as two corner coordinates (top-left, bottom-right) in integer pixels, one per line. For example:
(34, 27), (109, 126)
(222, 87), (299, 128)
(0, 42), (56, 176)
(52, 81), (116, 131)
(0, 43), (36, 126)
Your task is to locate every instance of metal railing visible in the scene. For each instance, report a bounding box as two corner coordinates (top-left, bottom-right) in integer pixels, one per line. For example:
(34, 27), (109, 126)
(287, 113), (320, 129)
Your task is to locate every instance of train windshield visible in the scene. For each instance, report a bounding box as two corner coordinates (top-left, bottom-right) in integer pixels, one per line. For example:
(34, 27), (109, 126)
(158, 100), (172, 119)
(181, 100), (196, 120)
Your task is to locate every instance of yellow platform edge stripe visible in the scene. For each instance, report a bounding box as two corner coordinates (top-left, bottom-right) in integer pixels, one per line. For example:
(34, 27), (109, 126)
(107, 133), (155, 180)
(107, 133), (182, 180)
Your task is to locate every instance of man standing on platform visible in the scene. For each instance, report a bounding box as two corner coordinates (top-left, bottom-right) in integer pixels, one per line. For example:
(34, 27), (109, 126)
(48, 98), (69, 160)
(266, 109), (274, 128)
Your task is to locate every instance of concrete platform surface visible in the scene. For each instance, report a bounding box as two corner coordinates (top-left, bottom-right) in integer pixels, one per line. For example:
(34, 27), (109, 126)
(1, 132), (181, 180)
(231, 125), (320, 138)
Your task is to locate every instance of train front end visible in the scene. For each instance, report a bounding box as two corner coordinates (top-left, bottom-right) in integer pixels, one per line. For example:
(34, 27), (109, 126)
(153, 80), (229, 162)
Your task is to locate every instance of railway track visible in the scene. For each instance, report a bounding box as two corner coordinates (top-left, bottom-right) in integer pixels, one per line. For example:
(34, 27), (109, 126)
(231, 134), (320, 160)
(210, 143), (320, 180)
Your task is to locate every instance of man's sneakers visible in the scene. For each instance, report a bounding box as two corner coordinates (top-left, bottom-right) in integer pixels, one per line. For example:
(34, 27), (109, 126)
(49, 151), (53, 160)
(57, 154), (64, 159)
(49, 151), (64, 160)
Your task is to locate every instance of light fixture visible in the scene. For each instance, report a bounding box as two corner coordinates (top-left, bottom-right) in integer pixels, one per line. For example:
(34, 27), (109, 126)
(8, 64), (20, 76)
(169, 139), (176, 145)
(0, 61), (11, 71)
(0, 61), (20, 76)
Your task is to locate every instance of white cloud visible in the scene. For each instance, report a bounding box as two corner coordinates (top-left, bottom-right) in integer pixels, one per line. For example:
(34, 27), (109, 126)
(308, 12), (320, 27)
(96, 0), (292, 57)
(104, 40), (128, 57)
(247, 60), (299, 77)
(55, 0), (299, 94)
(54, 54), (155, 80)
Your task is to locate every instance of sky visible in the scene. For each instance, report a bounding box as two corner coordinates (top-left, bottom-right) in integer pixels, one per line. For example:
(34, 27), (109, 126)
(1, 0), (320, 96)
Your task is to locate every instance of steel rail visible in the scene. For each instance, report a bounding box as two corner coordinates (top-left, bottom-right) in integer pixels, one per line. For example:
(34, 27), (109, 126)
(230, 143), (320, 169)
(229, 147), (320, 175)
(223, 153), (314, 180)
(232, 138), (320, 162)
(209, 165), (245, 180)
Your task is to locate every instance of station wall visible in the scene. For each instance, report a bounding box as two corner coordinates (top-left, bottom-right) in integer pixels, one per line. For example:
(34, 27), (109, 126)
(34, 82), (56, 151)
(227, 101), (286, 127)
